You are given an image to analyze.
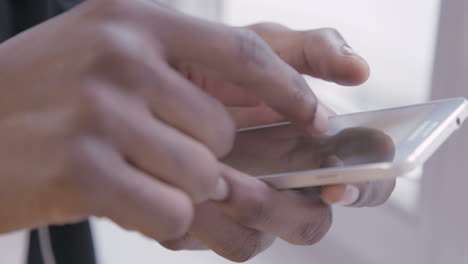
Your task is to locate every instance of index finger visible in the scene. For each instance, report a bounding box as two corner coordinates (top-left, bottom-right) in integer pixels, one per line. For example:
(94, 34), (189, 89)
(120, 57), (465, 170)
(153, 12), (328, 136)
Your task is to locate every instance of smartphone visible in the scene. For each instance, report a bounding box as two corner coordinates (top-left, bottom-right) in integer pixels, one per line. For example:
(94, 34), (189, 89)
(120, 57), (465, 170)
(236, 98), (468, 189)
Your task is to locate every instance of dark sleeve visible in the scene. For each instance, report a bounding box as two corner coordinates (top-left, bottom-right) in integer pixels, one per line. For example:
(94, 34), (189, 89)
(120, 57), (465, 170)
(1, 0), (83, 41)
(28, 221), (96, 264)
(0, 1), (12, 42)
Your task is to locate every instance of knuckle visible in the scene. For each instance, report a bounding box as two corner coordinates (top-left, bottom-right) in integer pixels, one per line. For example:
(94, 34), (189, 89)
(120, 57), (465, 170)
(223, 230), (263, 263)
(233, 28), (271, 69)
(95, 31), (138, 63)
(89, 25), (150, 72)
(305, 28), (345, 59)
(315, 27), (343, 41)
(293, 206), (332, 245)
(301, 29), (340, 79)
(234, 188), (271, 227)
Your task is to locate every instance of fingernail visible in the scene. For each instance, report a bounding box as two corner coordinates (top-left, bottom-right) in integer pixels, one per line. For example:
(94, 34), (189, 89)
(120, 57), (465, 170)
(342, 45), (367, 64)
(336, 185), (360, 206)
(308, 104), (329, 136)
(210, 178), (229, 201)
(342, 45), (359, 56)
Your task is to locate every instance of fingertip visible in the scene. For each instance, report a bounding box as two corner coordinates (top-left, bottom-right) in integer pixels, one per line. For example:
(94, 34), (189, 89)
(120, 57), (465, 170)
(321, 184), (346, 204)
(336, 46), (370, 86)
(210, 177), (230, 201)
(306, 104), (329, 136)
(341, 58), (370, 86)
(321, 184), (360, 206)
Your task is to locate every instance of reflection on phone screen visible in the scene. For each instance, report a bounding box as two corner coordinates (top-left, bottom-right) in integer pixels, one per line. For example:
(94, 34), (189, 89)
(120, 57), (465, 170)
(226, 102), (449, 176)
(224, 125), (395, 176)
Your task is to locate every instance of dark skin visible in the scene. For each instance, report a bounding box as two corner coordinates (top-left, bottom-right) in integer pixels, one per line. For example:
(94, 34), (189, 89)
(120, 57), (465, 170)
(0, 0), (394, 262)
(163, 125), (396, 261)
(161, 23), (395, 262)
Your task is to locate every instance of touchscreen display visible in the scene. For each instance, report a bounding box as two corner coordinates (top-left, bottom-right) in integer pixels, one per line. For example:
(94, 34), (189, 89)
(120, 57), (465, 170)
(224, 99), (464, 176)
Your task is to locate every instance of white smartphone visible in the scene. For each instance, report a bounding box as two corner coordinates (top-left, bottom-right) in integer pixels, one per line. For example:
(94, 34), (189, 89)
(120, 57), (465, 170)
(241, 98), (468, 189)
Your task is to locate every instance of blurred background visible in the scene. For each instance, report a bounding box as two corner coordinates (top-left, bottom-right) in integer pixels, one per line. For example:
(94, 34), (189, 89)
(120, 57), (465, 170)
(2, 0), (468, 263)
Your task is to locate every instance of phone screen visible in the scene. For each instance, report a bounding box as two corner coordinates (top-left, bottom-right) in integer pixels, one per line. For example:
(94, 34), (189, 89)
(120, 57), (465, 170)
(225, 99), (464, 176)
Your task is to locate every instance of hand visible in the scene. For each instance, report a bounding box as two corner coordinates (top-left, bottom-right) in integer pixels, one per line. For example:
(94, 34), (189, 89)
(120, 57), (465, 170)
(161, 24), (394, 262)
(183, 23), (369, 128)
(163, 126), (395, 262)
(225, 23), (395, 206)
(0, 1), (325, 241)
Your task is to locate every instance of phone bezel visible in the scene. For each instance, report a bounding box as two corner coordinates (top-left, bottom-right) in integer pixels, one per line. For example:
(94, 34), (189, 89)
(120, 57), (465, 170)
(252, 98), (468, 189)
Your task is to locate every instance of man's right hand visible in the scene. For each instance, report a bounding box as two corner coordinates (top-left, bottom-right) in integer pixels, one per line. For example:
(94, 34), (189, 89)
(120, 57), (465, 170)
(0, 0), (326, 241)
